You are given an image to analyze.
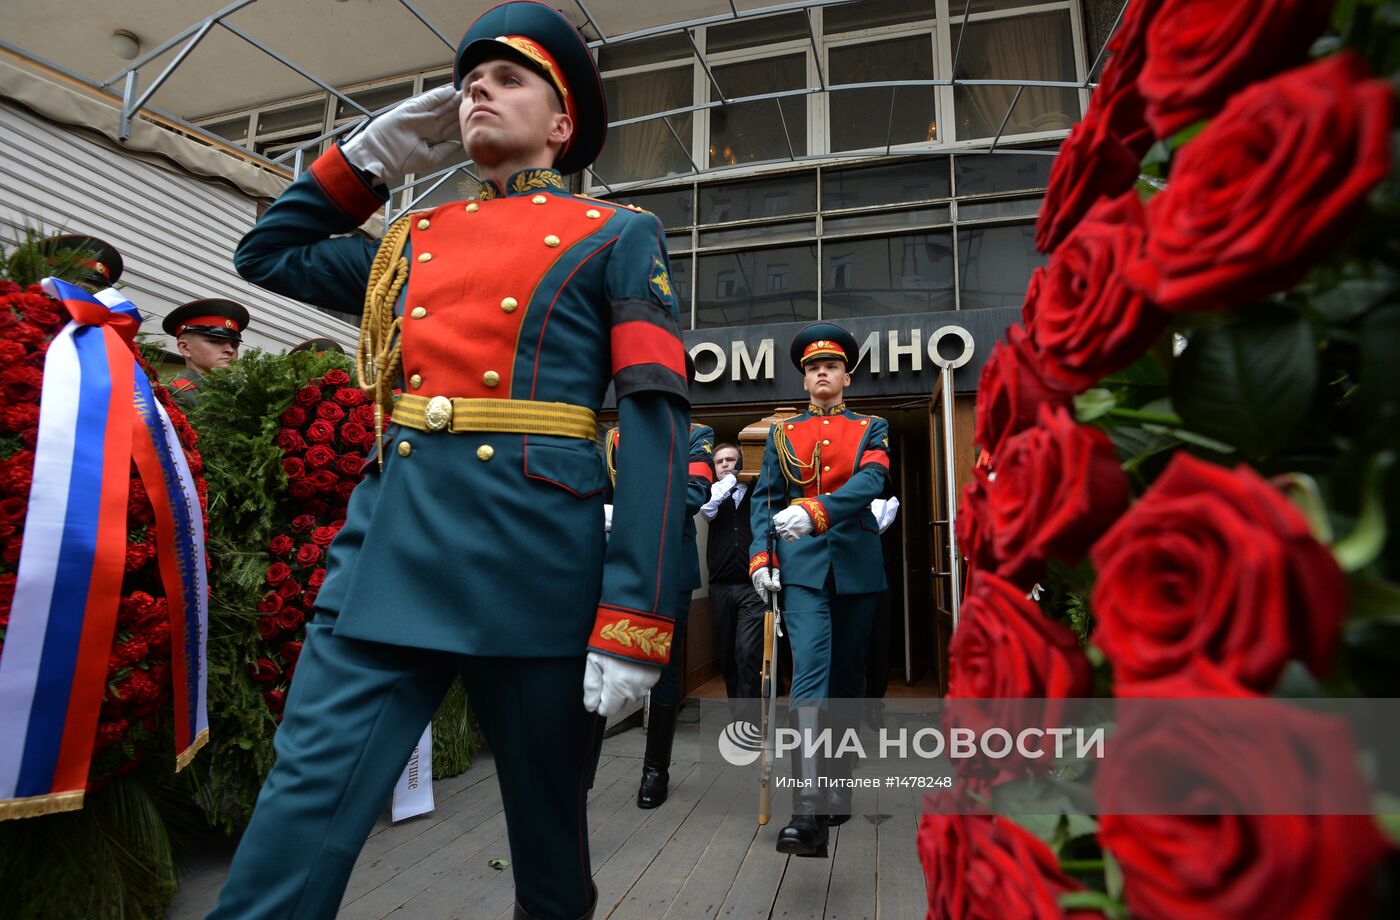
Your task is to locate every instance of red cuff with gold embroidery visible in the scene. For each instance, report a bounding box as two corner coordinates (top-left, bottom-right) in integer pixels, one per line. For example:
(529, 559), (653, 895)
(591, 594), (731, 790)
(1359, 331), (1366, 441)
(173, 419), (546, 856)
(308, 145), (384, 222)
(860, 449), (890, 470)
(589, 604), (674, 665)
(688, 460), (714, 482)
(749, 552), (777, 577)
(792, 497), (830, 535)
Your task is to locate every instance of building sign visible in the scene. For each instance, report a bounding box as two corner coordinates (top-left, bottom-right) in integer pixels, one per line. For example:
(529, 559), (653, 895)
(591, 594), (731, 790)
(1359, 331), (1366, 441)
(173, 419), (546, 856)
(680, 307), (1018, 405)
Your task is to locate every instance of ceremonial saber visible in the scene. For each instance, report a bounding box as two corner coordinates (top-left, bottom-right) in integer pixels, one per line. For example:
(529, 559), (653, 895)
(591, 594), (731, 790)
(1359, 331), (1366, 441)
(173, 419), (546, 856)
(758, 523), (780, 825)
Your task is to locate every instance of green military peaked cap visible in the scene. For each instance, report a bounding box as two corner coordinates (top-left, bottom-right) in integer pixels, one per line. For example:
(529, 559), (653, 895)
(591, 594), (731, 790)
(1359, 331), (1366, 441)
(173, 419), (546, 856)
(789, 321), (861, 372)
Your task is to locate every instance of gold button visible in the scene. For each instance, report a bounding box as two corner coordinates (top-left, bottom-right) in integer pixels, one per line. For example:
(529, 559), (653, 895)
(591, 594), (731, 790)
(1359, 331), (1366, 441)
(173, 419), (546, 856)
(585, 209), (601, 219)
(410, 307), (427, 319)
(860, 419), (868, 426)
(544, 235), (560, 248)
(823, 419), (830, 425)
(477, 444), (494, 461)
(786, 424), (794, 430)
(532, 195), (547, 205)
(500, 297), (518, 313)
(417, 218), (430, 230)
(822, 439), (830, 446)
(397, 440), (412, 457)
(417, 252), (432, 263)
(466, 202), (479, 213)
(823, 466), (831, 473)
(483, 370), (500, 388)
(409, 374), (423, 389)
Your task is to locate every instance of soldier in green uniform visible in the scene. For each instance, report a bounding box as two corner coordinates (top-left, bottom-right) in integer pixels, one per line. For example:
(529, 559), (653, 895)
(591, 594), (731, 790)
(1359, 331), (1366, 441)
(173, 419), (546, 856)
(209, 4), (689, 918)
(41, 234), (124, 290)
(161, 298), (249, 411)
(749, 322), (890, 857)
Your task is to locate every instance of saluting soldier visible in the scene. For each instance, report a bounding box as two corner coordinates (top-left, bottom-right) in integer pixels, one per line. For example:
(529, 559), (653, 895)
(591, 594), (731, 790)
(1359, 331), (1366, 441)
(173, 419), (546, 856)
(161, 298), (249, 411)
(209, 4), (690, 919)
(748, 322), (890, 857)
(605, 361), (714, 809)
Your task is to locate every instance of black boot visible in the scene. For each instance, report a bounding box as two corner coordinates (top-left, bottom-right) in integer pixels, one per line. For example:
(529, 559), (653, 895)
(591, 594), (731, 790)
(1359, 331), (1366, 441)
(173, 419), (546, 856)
(513, 882), (598, 919)
(776, 708), (829, 858)
(824, 751), (854, 827)
(637, 701), (678, 808)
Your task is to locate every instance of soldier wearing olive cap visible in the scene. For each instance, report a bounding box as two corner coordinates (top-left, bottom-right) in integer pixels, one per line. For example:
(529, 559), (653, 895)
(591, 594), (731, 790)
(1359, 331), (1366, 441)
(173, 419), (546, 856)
(161, 298), (250, 411)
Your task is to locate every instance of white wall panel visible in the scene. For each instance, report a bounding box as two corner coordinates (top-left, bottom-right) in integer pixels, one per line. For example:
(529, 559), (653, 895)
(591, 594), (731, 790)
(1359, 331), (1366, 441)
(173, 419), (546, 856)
(0, 100), (359, 356)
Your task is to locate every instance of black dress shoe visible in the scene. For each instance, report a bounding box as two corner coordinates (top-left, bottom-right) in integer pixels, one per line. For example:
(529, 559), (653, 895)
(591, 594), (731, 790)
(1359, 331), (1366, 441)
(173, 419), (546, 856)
(636, 701), (678, 809)
(776, 813), (829, 858)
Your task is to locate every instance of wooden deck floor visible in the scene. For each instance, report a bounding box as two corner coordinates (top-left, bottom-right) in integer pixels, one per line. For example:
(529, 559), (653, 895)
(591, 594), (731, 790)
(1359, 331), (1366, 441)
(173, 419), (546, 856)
(167, 713), (927, 919)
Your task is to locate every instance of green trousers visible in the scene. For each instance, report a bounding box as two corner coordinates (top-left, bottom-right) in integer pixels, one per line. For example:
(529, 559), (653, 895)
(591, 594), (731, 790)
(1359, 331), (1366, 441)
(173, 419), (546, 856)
(781, 581), (876, 706)
(208, 620), (597, 919)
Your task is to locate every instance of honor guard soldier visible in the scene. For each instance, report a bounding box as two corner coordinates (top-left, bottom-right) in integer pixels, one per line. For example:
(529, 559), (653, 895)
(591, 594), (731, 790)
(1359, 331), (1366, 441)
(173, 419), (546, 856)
(748, 322), (890, 857)
(161, 298), (249, 411)
(43, 234), (123, 290)
(209, 4), (690, 919)
(605, 360), (714, 809)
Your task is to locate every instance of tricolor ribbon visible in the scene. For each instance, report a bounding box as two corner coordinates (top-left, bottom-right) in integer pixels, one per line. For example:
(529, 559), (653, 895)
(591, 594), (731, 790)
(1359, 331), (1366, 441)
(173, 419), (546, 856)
(0, 279), (208, 820)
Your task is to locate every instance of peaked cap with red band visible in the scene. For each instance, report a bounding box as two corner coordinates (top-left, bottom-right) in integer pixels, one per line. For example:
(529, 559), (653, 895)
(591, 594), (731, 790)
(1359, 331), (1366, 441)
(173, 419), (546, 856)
(46, 234), (124, 286)
(790, 321), (861, 372)
(453, 1), (606, 175)
(161, 298), (250, 342)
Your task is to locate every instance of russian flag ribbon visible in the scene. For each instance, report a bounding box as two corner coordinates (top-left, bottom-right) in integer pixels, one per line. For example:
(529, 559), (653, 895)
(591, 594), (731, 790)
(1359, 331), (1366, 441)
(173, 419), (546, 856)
(0, 279), (208, 820)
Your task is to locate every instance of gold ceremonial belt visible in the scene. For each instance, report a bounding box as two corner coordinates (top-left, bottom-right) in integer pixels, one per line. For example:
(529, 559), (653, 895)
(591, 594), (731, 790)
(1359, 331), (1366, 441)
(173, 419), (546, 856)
(392, 394), (596, 440)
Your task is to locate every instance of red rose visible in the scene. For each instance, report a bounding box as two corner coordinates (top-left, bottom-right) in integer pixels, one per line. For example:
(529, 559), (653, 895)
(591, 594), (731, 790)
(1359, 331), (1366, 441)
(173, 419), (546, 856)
(296, 543), (323, 567)
(142, 618), (171, 655)
(1034, 108), (1144, 253)
(315, 401), (346, 423)
(276, 580), (302, 600)
(294, 385), (321, 407)
(280, 405), (307, 428)
(1, 402), (38, 434)
(337, 454), (365, 477)
(323, 369), (351, 386)
(291, 513), (315, 533)
(276, 605), (305, 632)
(256, 613), (281, 640)
(125, 542), (153, 573)
(288, 480), (317, 500)
(265, 561), (293, 586)
(109, 635), (149, 670)
(955, 473), (994, 573)
(276, 429), (307, 454)
(310, 525), (339, 547)
(1024, 194), (1166, 393)
(249, 658), (280, 682)
(339, 422), (370, 447)
(948, 571), (1091, 702)
(302, 587), (319, 609)
(280, 640), (303, 665)
(0, 340), (27, 366)
(306, 420), (336, 444)
(0, 572), (19, 610)
(304, 445), (337, 469)
(1090, 453), (1347, 690)
(973, 324), (1072, 463)
(0, 497), (25, 522)
(1098, 665), (1388, 920)
(303, 499), (329, 518)
(350, 405), (375, 427)
(1090, 0), (1155, 151)
(982, 405), (1129, 587)
(309, 469), (338, 491)
(264, 689), (286, 713)
(94, 718), (130, 751)
(334, 387), (365, 407)
(335, 480), (358, 503)
(1138, 0), (1331, 138)
(918, 813), (1095, 920)
(257, 591), (284, 615)
(1133, 54), (1393, 313)
(308, 568), (327, 588)
(268, 534), (294, 557)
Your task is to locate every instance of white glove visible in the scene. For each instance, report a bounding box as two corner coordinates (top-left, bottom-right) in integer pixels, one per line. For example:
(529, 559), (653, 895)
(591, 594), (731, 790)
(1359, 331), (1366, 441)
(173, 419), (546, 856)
(871, 496), (900, 534)
(773, 505), (815, 542)
(340, 84), (463, 186)
(603, 503), (613, 533)
(582, 651), (660, 717)
(709, 473), (737, 501)
(751, 565), (781, 598)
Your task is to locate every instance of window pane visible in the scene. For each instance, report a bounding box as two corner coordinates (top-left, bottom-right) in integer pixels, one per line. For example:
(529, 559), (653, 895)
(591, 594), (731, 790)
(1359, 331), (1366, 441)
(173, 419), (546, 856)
(610, 187), (694, 229)
(255, 100), (326, 137)
(957, 196), (1041, 221)
(708, 13), (806, 53)
(823, 232), (954, 318)
(422, 72), (453, 92)
(598, 33), (691, 71)
(829, 36), (937, 151)
(671, 256), (693, 326)
(256, 130), (322, 159)
(700, 220), (815, 248)
(825, 0), (935, 34)
(203, 116), (249, 145)
(823, 205), (950, 236)
(954, 152), (1053, 194)
(952, 12), (1079, 140)
(954, 0), (1048, 16)
(957, 224), (1045, 309)
(822, 159), (950, 210)
(696, 245), (818, 328)
(710, 55), (807, 165)
(667, 231), (692, 254)
(335, 81), (413, 121)
(700, 174), (816, 224)
(594, 68), (693, 185)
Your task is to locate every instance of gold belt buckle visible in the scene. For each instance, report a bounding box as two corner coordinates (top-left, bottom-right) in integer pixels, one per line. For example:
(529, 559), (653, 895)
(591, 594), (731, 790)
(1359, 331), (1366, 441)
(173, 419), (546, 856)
(424, 395), (453, 431)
